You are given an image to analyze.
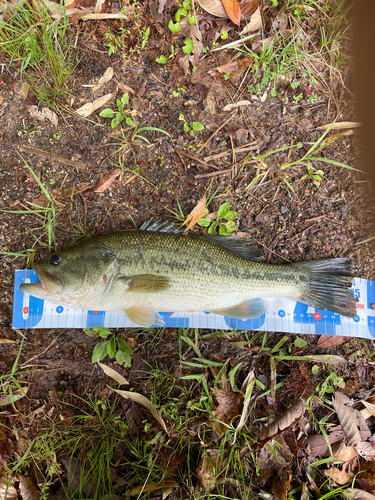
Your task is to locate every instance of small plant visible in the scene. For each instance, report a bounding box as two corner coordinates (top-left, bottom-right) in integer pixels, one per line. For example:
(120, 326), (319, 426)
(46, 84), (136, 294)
(316, 368), (345, 400)
(141, 27), (150, 48)
(198, 202), (238, 235)
(224, 71), (231, 80)
(301, 168), (324, 186)
(221, 30), (228, 40)
(178, 114), (204, 135)
(156, 54), (167, 64)
(182, 38), (194, 54)
(84, 327), (133, 366)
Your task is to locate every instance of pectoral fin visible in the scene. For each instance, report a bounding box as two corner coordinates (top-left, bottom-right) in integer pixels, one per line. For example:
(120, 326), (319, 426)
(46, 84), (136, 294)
(119, 274), (171, 293)
(125, 306), (165, 327)
(209, 298), (269, 319)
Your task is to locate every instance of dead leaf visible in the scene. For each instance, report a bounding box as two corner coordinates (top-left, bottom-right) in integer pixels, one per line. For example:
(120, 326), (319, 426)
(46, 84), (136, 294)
(347, 488), (375, 499)
(324, 446), (359, 486)
(304, 354), (347, 366)
(21, 82), (30, 99)
(211, 55), (254, 82)
(221, 0), (241, 25)
(17, 475), (40, 500)
(91, 67), (114, 92)
(197, 449), (223, 490)
(29, 105), (58, 128)
(0, 96), (3, 106)
(0, 339), (18, 344)
(239, 0), (258, 18)
(183, 195), (206, 232)
(126, 480), (179, 496)
(0, 473), (17, 500)
(223, 100), (251, 111)
(118, 82), (135, 94)
(319, 121), (361, 130)
(94, 0), (105, 13)
(304, 433), (344, 457)
(210, 386), (243, 437)
(236, 369), (255, 431)
(362, 401), (375, 417)
(256, 399), (305, 447)
(317, 335), (351, 348)
(241, 6), (262, 34)
(75, 93), (113, 117)
(112, 389), (168, 433)
(0, 387), (28, 407)
(332, 392), (362, 446)
(357, 442), (375, 461)
(93, 168), (121, 193)
(324, 466), (354, 485)
(33, 182), (91, 207)
(198, 0), (227, 18)
(98, 362), (129, 386)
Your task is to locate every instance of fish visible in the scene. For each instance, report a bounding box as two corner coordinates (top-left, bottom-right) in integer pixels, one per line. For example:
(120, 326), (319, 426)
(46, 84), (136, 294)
(20, 220), (357, 327)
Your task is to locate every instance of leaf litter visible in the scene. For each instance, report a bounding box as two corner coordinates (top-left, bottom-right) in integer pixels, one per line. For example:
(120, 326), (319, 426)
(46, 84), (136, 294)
(0, 0), (375, 497)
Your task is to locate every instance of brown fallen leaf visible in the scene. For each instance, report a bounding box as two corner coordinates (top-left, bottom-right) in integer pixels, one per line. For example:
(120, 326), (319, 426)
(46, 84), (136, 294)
(325, 446), (359, 486)
(33, 182), (91, 207)
(347, 488), (375, 499)
(75, 93), (113, 117)
(255, 399), (305, 447)
(183, 194), (206, 232)
(304, 431), (344, 457)
(91, 67), (114, 92)
(317, 335), (351, 348)
(211, 55), (254, 82)
(21, 82), (30, 100)
(319, 121), (361, 130)
(29, 105), (58, 128)
(220, 0), (241, 25)
(93, 168), (121, 193)
(210, 386), (243, 437)
(198, 0), (257, 20)
(332, 392), (362, 446)
(17, 475), (40, 500)
(240, 5), (262, 34)
(357, 442), (375, 461)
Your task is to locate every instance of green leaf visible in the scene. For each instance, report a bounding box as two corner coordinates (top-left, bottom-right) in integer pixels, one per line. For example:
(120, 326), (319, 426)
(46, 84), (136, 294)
(225, 220), (237, 232)
(176, 7), (187, 21)
(156, 55), (168, 64)
(208, 221), (218, 234)
(219, 225), (231, 236)
(188, 14), (196, 24)
(183, 0), (191, 8)
(93, 327), (113, 338)
(223, 210), (237, 221)
(122, 93), (129, 105)
(183, 122), (189, 132)
(125, 116), (136, 127)
(221, 30), (228, 40)
(92, 341), (109, 363)
(107, 338), (116, 358)
(312, 365), (319, 374)
(217, 202), (230, 219)
(116, 338), (133, 367)
(197, 217), (211, 227)
(182, 38), (194, 54)
(116, 99), (123, 112)
(168, 20), (180, 32)
(100, 108), (115, 118)
(294, 338), (307, 348)
(192, 121), (204, 131)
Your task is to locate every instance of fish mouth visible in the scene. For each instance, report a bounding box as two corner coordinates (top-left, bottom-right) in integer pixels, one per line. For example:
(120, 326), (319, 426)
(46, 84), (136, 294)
(33, 263), (64, 294)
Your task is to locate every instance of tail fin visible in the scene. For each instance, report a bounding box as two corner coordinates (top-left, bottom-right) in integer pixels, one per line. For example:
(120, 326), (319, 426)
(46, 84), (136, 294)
(292, 258), (356, 318)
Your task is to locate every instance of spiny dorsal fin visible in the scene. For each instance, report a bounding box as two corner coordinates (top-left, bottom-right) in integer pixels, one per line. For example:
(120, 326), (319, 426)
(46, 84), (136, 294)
(201, 235), (263, 261)
(140, 219), (182, 234)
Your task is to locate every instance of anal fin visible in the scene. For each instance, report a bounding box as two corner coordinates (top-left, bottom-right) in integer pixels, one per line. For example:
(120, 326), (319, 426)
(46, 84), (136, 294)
(125, 306), (165, 327)
(209, 298), (269, 320)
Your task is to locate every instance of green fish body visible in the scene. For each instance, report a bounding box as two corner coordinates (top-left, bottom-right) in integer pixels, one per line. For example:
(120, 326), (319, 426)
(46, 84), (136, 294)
(20, 222), (356, 326)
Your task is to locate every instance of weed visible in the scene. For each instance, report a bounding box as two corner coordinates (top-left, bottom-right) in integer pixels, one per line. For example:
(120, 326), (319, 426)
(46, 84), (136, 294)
(100, 93), (171, 143)
(0, 2), (77, 110)
(84, 327), (133, 366)
(198, 202), (238, 235)
(301, 168), (324, 186)
(178, 114), (204, 135)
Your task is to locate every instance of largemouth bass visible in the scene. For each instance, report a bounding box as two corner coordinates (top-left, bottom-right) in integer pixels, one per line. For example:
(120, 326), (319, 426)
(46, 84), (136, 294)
(20, 221), (356, 326)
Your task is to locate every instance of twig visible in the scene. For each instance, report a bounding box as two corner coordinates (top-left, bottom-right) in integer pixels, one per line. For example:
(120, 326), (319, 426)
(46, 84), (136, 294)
(195, 168), (233, 179)
(18, 145), (86, 168)
(197, 114), (236, 153)
(247, 191), (266, 203)
(180, 150), (220, 170)
(305, 214), (342, 224)
(257, 203), (269, 217)
(176, 149), (187, 172)
(204, 141), (257, 161)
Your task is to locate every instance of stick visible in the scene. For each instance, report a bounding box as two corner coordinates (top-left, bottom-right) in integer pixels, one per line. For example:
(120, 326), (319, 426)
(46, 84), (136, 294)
(197, 114), (236, 153)
(180, 150), (220, 170)
(18, 145), (86, 168)
(195, 168), (233, 179)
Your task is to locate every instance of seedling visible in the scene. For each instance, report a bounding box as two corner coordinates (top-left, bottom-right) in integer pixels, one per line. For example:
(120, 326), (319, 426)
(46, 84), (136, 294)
(221, 30), (229, 40)
(141, 27), (150, 48)
(198, 202), (238, 235)
(301, 168), (324, 187)
(224, 71), (231, 80)
(84, 326), (133, 367)
(179, 114), (204, 136)
(156, 54), (167, 64)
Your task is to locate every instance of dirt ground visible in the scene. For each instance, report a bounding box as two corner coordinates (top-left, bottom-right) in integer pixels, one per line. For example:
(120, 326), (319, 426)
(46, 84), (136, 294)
(0, 1), (375, 498)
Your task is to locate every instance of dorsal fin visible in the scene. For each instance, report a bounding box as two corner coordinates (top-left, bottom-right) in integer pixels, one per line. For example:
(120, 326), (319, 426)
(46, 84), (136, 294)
(200, 235), (263, 261)
(140, 219), (182, 234)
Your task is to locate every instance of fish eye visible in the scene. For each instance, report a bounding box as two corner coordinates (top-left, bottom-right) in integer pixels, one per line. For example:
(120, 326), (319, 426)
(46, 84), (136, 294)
(50, 254), (61, 266)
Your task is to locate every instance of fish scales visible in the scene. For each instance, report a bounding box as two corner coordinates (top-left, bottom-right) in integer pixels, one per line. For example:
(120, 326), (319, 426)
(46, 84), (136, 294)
(20, 227), (357, 326)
